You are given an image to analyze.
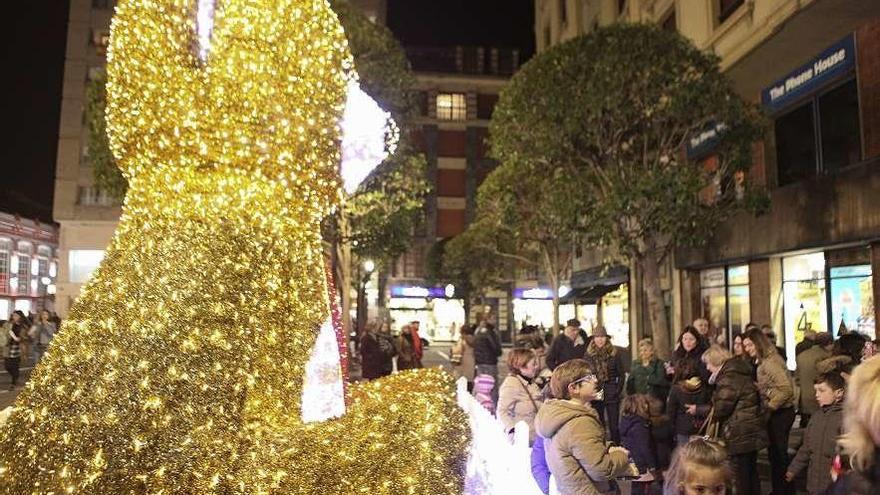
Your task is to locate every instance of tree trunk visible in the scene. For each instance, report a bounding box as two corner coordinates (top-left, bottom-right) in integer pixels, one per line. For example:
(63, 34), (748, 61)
(335, 213), (354, 341)
(542, 247), (561, 334)
(640, 251), (671, 359)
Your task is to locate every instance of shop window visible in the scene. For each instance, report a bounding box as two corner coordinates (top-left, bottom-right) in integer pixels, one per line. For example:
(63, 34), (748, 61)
(818, 79), (861, 173)
(69, 250), (106, 284)
(775, 102), (817, 186)
(17, 256), (30, 295)
(830, 265), (874, 338)
(774, 78), (861, 187)
(415, 92), (429, 117)
(718, 0), (744, 24)
(783, 253), (827, 357)
(477, 94), (498, 120)
(436, 93), (466, 121)
(699, 265), (750, 340)
(14, 300), (31, 314)
(602, 284), (630, 348)
(0, 299), (9, 320)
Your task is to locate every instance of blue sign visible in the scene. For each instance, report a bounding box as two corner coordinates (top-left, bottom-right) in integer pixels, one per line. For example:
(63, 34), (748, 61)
(762, 35), (856, 113)
(390, 285), (448, 299)
(686, 121), (728, 159)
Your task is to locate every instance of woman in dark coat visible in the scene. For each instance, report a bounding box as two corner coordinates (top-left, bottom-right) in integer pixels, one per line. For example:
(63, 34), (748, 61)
(359, 321), (396, 380)
(668, 326), (710, 385)
(698, 345), (768, 495)
(666, 359), (710, 447)
(585, 325), (625, 443)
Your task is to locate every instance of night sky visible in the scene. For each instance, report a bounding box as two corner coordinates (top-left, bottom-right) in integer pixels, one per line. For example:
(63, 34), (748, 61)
(1, 0), (534, 224)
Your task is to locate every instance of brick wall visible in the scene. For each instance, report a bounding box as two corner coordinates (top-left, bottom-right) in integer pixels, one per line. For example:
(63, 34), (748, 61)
(858, 21), (880, 159)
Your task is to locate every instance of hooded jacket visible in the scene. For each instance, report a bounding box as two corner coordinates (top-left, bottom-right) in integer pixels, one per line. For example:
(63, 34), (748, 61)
(473, 325), (502, 366)
(534, 399), (629, 495)
(496, 374), (543, 445)
(619, 414), (656, 473)
(667, 377), (710, 436)
(788, 401), (843, 495)
(704, 358), (768, 455)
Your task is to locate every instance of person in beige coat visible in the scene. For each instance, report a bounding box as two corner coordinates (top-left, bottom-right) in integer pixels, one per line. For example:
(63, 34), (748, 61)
(497, 348), (543, 445)
(451, 324), (476, 388)
(534, 359), (632, 495)
(744, 328), (796, 495)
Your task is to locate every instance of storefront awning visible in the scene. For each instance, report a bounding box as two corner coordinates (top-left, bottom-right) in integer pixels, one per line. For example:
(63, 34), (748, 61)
(561, 265), (629, 304)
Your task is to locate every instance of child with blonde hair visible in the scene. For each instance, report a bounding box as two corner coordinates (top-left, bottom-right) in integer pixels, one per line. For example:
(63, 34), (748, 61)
(664, 437), (732, 495)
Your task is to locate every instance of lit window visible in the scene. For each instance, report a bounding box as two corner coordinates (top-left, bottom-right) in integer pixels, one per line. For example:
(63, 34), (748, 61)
(69, 250), (106, 284)
(436, 93), (467, 121)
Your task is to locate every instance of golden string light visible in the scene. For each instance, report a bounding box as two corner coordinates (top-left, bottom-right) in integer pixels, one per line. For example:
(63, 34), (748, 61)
(0, 0), (468, 493)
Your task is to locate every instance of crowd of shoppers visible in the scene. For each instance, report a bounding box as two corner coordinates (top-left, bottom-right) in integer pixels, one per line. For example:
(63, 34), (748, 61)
(1, 310), (59, 391)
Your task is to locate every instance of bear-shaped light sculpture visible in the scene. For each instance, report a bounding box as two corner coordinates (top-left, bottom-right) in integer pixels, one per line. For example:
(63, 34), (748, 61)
(0, 1), (468, 493)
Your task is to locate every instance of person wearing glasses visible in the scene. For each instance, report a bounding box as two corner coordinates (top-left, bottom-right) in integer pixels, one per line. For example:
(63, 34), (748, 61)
(535, 358), (632, 495)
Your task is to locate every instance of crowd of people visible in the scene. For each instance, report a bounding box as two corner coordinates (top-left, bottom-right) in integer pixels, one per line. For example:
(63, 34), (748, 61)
(439, 316), (880, 495)
(0, 309), (59, 391)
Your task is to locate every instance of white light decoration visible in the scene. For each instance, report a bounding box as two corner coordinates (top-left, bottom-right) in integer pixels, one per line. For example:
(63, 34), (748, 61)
(47, 284), (57, 295)
(41, 277), (51, 286)
(49, 261), (57, 278)
(363, 259), (376, 273)
(340, 79), (398, 194)
(30, 279), (38, 293)
(10, 255), (18, 274)
(196, 0), (217, 61)
(9, 277), (18, 291)
(456, 377), (552, 495)
(301, 318), (346, 423)
(558, 285), (571, 298)
(445, 284), (456, 298)
(31, 259), (39, 276)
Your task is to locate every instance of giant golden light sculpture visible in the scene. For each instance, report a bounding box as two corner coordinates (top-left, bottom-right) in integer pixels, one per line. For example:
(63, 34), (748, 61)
(0, 0), (468, 493)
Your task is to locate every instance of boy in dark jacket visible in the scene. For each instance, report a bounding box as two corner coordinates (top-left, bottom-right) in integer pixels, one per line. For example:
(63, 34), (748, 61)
(545, 319), (588, 371)
(786, 371), (846, 494)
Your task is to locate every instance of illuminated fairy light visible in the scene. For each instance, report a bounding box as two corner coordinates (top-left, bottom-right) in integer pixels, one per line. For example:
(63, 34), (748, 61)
(340, 79), (398, 193)
(456, 378), (550, 495)
(196, 0), (217, 61)
(301, 318), (346, 423)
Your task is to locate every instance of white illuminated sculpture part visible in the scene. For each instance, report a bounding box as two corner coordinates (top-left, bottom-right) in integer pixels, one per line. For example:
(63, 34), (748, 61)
(340, 79), (399, 194)
(0, 407), (10, 428)
(456, 377), (554, 495)
(196, 0), (217, 62)
(300, 318), (346, 423)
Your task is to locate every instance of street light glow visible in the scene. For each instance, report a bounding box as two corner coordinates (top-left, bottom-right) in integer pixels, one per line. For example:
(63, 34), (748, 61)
(363, 259), (375, 273)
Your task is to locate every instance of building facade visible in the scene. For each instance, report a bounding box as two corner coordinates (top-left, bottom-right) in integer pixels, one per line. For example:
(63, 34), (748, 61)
(535, 0), (880, 365)
(381, 46), (522, 342)
(0, 213), (60, 319)
(53, 0), (121, 316)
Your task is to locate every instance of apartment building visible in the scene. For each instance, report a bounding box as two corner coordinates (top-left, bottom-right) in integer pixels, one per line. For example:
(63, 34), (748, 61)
(536, 0), (880, 365)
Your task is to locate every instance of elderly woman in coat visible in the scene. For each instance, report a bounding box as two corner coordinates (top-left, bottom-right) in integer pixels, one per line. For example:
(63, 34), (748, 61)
(743, 327), (796, 495)
(698, 345), (768, 495)
(496, 348), (543, 445)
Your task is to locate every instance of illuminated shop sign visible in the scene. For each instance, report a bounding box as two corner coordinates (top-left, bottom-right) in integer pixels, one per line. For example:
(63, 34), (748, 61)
(390, 286), (449, 299)
(762, 35), (855, 113)
(513, 288), (554, 300)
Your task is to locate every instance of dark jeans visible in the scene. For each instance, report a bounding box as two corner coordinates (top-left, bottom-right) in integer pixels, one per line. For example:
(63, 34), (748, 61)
(731, 451), (760, 495)
(768, 406), (796, 495)
(592, 400), (621, 443)
(4, 356), (20, 386)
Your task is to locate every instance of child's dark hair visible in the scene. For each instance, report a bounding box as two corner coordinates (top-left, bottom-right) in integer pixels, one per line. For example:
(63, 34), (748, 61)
(621, 394), (651, 419)
(815, 371), (846, 391)
(672, 359), (699, 384)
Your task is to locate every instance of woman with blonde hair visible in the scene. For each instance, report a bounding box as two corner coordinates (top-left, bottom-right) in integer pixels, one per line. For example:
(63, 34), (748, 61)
(626, 338), (670, 404)
(496, 348), (543, 445)
(824, 356), (880, 494)
(743, 327), (795, 495)
(698, 345), (767, 495)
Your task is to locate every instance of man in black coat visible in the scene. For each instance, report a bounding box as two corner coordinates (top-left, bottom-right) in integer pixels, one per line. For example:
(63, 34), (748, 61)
(545, 319), (588, 371)
(473, 317), (502, 403)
